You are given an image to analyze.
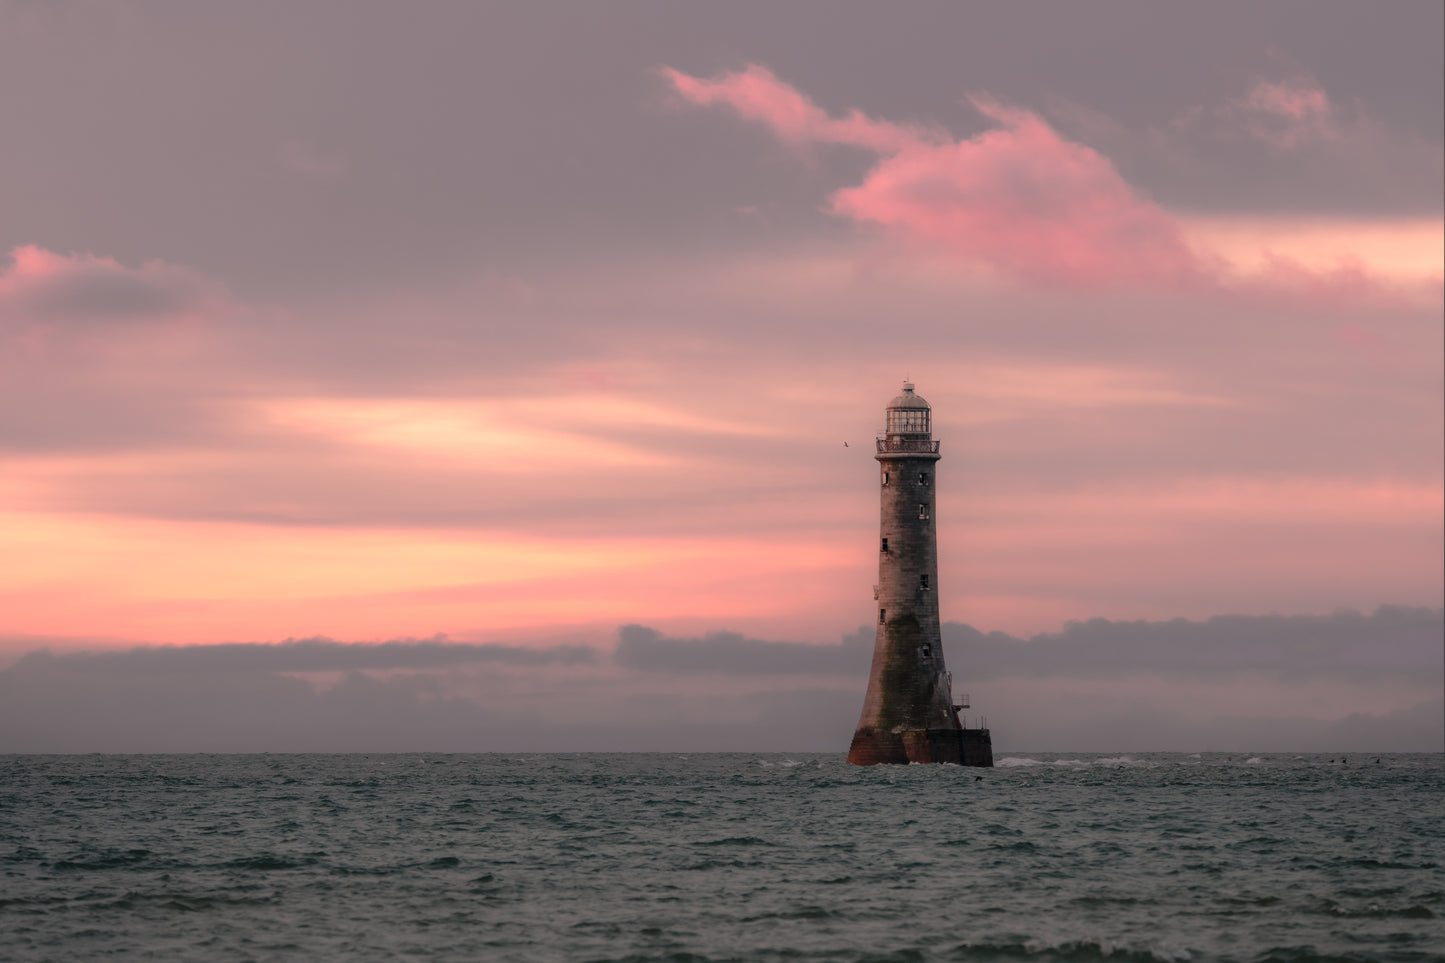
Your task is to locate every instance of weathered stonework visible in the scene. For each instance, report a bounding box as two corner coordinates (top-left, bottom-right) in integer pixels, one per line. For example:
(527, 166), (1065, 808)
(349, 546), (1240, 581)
(847, 384), (993, 767)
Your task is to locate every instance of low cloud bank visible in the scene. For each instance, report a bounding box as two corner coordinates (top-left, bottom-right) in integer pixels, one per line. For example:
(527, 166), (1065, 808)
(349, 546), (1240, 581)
(946, 605), (1442, 678)
(5, 635), (595, 675)
(1, 608), (1439, 753)
(619, 607), (1442, 680)
(615, 624), (869, 675)
(0, 660), (857, 755)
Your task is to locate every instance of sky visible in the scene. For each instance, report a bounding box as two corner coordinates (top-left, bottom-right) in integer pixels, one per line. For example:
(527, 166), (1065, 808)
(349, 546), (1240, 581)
(1, 1), (1441, 752)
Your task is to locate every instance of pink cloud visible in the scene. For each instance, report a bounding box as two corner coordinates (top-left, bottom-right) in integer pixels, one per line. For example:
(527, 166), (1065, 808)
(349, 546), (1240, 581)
(1168, 76), (1344, 151)
(661, 64), (926, 154)
(832, 98), (1204, 287)
(1250, 251), (1377, 303)
(1237, 78), (1339, 148)
(664, 65), (1204, 288)
(665, 65), (1438, 303)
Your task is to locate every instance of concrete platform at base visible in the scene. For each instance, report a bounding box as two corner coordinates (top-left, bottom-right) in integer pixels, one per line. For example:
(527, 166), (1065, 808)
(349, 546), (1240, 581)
(848, 727), (993, 767)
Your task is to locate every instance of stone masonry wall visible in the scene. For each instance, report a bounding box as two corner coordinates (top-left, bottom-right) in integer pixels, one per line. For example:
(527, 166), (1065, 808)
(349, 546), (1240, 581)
(848, 447), (960, 764)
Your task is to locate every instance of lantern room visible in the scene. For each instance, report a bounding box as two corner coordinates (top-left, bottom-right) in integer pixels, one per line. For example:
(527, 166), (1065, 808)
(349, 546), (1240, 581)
(885, 382), (931, 437)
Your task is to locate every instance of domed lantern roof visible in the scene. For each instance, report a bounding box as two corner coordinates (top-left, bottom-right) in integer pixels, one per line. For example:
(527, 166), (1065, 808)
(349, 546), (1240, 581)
(887, 382), (930, 410)
(885, 382), (931, 436)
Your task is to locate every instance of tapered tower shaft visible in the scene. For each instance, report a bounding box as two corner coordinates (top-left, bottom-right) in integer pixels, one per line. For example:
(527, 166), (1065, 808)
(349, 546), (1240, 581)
(847, 383), (992, 766)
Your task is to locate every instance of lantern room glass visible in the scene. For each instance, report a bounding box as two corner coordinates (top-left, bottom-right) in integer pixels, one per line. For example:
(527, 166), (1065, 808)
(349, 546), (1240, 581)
(887, 408), (930, 434)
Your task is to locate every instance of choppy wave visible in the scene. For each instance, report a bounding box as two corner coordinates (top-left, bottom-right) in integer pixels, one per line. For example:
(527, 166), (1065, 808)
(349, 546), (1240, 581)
(1, 752), (1441, 961)
(995, 755), (1145, 768)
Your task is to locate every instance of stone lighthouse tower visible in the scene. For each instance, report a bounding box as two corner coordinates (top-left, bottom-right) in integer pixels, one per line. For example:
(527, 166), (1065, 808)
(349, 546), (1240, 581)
(847, 383), (994, 766)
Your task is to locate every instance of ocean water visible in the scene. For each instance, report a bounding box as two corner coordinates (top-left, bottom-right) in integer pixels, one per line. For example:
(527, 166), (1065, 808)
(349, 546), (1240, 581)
(1, 753), (1442, 962)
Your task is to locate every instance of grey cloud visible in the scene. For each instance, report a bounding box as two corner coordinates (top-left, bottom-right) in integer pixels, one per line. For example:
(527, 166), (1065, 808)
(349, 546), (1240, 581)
(991, 695), (1445, 754)
(17, 609), (1429, 687)
(0, 649), (855, 753)
(8, 636), (595, 677)
(1042, 67), (1444, 219)
(0, 252), (215, 326)
(612, 608), (1442, 681)
(0, 665), (495, 754)
(945, 606), (1444, 680)
(15, 268), (195, 323)
(0, 2), (1437, 302)
(615, 624), (871, 675)
(1, 611), (1440, 753)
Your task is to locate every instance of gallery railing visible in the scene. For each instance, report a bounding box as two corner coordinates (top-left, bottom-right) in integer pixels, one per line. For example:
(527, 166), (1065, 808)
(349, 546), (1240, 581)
(875, 437), (941, 453)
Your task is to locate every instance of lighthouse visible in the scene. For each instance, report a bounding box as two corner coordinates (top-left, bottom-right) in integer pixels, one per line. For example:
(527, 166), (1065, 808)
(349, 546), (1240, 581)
(847, 383), (994, 766)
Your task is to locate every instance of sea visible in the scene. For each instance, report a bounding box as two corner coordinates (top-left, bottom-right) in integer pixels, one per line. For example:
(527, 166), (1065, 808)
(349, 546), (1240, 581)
(1, 753), (1442, 962)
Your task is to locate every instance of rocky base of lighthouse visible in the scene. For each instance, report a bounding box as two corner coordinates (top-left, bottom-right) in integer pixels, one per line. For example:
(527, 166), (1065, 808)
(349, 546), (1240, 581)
(848, 727), (994, 766)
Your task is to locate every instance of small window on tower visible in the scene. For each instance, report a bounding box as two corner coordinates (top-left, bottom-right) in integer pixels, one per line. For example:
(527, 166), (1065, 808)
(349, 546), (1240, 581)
(922, 644), (932, 658)
(920, 574), (929, 590)
(919, 473), (929, 486)
(882, 472), (890, 487)
(918, 504), (930, 519)
(881, 537), (889, 552)
(879, 608), (887, 624)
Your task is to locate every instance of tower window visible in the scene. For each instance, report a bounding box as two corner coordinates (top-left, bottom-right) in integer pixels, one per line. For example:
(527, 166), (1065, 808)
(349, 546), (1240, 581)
(920, 574), (929, 590)
(882, 471), (889, 487)
(879, 608), (886, 624)
(918, 504), (930, 520)
(922, 644), (932, 658)
(919, 473), (929, 486)
(880, 537), (888, 552)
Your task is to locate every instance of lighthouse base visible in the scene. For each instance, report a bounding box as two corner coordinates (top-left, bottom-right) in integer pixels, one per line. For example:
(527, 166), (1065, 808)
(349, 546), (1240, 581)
(848, 727), (994, 767)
